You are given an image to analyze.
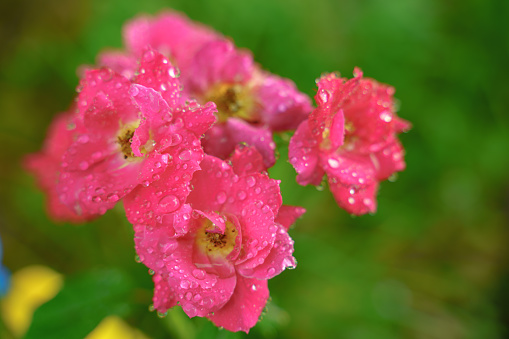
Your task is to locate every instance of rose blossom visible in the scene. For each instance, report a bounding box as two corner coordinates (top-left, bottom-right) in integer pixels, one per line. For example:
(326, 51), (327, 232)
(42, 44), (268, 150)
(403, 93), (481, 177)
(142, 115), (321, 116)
(132, 146), (305, 332)
(289, 69), (410, 215)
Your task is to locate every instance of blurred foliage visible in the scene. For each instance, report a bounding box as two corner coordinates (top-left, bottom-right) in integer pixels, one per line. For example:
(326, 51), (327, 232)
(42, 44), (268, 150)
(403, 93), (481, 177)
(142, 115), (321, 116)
(0, 0), (508, 338)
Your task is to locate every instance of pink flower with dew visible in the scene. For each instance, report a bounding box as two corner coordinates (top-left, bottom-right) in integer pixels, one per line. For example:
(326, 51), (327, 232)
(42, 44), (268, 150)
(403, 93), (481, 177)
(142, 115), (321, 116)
(99, 11), (220, 80)
(185, 39), (312, 167)
(289, 69), (411, 215)
(132, 146), (305, 332)
(24, 112), (90, 223)
(54, 48), (216, 219)
(99, 13), (312, 168)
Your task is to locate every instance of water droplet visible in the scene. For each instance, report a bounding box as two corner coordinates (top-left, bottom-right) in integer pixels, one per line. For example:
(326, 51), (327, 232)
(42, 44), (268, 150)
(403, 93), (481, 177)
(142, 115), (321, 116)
(77, 135), (89, 144)
(159, 194), (180, 213)
(130, 85), (140, 97)
(380, 111), (392, 122)
(237, 190), (247, 200)
(319, 89), (330, 103)
(216, 191), (227, 204)
(328, 158), (340, 169)
(157, 311), (168, 318)
(180, 280), (190, 289)
(79, 161), (89, 170)
(348, 197), (355, 204)
(179, 150), (192, 161)
(107, 193), (119, 202)
(246, 176), (256, 187)
(169, 134), (182, 146)
(192, 269), (205, 280)
(267, 267), (276, 276)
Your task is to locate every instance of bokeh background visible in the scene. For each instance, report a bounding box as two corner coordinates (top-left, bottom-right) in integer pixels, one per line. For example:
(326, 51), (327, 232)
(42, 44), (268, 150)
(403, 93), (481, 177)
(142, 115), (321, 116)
(1, 0), (508, 338)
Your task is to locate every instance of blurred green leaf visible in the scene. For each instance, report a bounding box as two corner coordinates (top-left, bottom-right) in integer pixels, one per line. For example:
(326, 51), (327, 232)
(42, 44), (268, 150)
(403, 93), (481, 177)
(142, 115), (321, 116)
(24, 268), (134, 339)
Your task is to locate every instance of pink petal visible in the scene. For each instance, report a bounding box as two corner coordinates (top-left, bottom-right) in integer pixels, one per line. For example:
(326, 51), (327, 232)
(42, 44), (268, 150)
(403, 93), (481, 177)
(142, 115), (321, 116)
(254, 72), (312, 131)
(237, 224), (296, 280)
(208, 276), (269, 333)
(97, 51), (138, 80)
(78, 68), (138, 132)
(152, 274), (179, 312)
(226, 172), (282, 218)
(202, 118), (276, 168)
(123, 126), (203, 227)
(123, 12), (219, 73)
(288, 120), (324, 186)
(309, 72), (360, 146)
(186, 155), (235, 212)
(134, 223), (180, 274)
(371, 138), (407, 181)
(172, 99), (217, 138)
(229, 189), (278, 265)
(186, 40), (254, 95)
(274, 205), (306, 230)
(57, 157), (142, 217)
(160, 227), (236, 317)
(25, 154), (90, 223)
(322, 152), (378, 215)
(133, 48), (182, 107)
(129, 84), (174, 157)
(328, 178), (378, 215)
(229, 145), (267, 176)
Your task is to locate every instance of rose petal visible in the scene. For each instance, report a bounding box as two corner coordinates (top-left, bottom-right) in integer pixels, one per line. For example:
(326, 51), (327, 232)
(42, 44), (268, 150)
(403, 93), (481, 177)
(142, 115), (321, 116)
(208, 276), (269, 333)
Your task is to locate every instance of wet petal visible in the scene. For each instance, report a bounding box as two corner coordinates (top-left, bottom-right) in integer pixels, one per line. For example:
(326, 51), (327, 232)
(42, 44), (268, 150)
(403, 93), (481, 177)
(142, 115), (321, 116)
(208, 276), (269, 333)
(288, 120), (324, 186)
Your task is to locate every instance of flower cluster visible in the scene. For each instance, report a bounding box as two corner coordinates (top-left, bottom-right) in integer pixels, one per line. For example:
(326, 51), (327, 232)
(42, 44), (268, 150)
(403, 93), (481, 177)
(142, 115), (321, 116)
(25, 10), (410, 333)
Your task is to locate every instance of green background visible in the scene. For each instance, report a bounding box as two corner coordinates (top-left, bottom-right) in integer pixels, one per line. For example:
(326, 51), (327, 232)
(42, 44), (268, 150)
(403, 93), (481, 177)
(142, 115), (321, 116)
(1, 0), (508, 338)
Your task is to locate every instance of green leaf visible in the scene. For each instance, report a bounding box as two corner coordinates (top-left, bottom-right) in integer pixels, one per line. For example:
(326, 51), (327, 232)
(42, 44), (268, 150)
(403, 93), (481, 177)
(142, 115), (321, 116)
(24, 268), (134, 339)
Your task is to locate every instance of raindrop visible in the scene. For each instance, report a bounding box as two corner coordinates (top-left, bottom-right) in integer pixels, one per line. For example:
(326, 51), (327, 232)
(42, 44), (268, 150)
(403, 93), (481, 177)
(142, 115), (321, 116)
(328, 158), (340, 169)
(77, 135), (89, 144)
(169, 134), (183, 146)
(192, 269), (205, 280)
(130, 85), (140, 97)
(157, 311), (168, 318)
(159, 194), (180, 213)
(79, 161), (89, 170)
(179, 150), (192, 161)
(246, 176), (256, 187)
(216, 191), (227, 204)
(180, 280), (190, 289)
(237, 190), (247, 200)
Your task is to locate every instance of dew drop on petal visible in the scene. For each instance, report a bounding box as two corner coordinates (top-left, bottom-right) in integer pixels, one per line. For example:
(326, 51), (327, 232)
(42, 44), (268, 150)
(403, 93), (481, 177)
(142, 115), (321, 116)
(79, 161), (89, 170)
(246, 176), (256, 187)
(237, 190), (247, 200)
(129, 85), (140, 97)
(159, 194), (180, 213)
(169, 134), (183, 146)
(216, 191), (227, 204)
(192, 269), (205, 280)
(180, 280), (190, 289)
(179, 150), (192, 161)
(328, 158), (340, 169)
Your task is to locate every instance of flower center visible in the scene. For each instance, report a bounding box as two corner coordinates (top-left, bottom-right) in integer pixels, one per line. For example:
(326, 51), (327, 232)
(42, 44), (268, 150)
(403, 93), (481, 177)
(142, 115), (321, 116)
(195, 218), (238, 259)
(204, 83), (257, 123)
(117, 121), (140, 160)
